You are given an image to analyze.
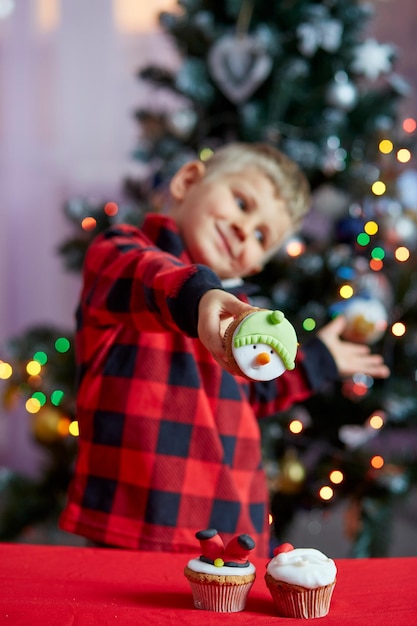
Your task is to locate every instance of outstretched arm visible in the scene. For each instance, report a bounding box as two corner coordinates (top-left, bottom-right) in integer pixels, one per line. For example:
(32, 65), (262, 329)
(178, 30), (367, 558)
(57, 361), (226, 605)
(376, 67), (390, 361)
(317, 315), (390, 379)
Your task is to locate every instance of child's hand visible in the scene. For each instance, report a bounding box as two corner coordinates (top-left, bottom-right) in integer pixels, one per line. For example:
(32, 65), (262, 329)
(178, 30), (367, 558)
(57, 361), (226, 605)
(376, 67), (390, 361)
(197, 289), (254, 372)
(317, 315), (390, 379)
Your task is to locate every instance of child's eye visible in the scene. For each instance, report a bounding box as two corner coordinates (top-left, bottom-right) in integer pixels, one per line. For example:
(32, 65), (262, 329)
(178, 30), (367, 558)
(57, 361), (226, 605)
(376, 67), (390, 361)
(235, 195), (247, 210)
(254, 229), (265, 244)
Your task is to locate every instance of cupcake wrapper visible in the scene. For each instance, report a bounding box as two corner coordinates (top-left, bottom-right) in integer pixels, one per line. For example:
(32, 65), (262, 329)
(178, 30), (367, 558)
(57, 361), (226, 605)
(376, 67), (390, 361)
(266, 577), (336, 619)
(188, 580), (254, 613)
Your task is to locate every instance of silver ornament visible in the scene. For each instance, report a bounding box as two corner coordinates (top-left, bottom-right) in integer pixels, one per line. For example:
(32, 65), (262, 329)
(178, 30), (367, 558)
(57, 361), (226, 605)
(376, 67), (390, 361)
(208, 33), (273, 104)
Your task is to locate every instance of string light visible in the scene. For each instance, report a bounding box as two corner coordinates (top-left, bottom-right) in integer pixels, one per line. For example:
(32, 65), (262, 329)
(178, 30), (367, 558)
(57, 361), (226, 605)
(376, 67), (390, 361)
(370, 455), (384, 469)
(26, 397), (41, 414)
(371, 181), (386, 196)
(33, 351), (48, 365)
(357, 232), (370, 246)
(364, 221), (378, 236)
(339, 284), (354, 299)
(397, 148), (411, 163)
(302, 318), (316, 332)
(319, 486), (334, 501)
(286, 239), (305, 257)
(403, 117), (417, 133)
(379, 139), (393, 154)
(371, 247), (385, 261)
(289, 420), (303, 434)
(395, 246), (410, 262)
(369, 413), (384, 430)
(329, 470), (344, 484)
(26, 360), (42, 376)
(104, 202), (119, 217)
(51, 390), (64, 406)
(392, 322), (406, 337)
(81, 217), (97, 231)
(0, 361), (13, 379)
(32, 391), (47, 407)
(369, 258), (383, 271)
(199, 147), (214, 161)
(55, 337), (71, 353)
(69, 421), (80, 437)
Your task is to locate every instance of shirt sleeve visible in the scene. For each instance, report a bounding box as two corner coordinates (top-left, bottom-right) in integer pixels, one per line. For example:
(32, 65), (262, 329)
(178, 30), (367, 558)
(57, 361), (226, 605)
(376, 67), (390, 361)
(80, 225), (222, 337)
(249, 337), (339, 417)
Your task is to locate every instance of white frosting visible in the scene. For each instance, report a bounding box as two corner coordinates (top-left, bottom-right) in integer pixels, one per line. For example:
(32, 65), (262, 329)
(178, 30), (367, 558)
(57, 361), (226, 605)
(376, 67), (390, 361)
(266, 548), (336, 589)
(187, 558), (255, 577)
(232, 341), (286, 381)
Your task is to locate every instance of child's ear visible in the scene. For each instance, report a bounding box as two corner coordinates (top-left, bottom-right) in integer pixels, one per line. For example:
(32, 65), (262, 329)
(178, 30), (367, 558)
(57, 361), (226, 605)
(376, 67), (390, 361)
(170, 160), (206, 201)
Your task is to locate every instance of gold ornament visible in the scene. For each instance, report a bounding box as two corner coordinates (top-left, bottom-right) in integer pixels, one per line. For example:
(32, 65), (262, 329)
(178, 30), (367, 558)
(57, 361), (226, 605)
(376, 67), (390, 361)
(32, 407), (63, 444)
(276, 449), (306, 494)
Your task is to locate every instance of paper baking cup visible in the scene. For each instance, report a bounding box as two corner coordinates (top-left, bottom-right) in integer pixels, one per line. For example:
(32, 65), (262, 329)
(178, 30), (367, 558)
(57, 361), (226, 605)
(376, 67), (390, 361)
(188, 579), (254, 613)
(265, 574), (336, 619)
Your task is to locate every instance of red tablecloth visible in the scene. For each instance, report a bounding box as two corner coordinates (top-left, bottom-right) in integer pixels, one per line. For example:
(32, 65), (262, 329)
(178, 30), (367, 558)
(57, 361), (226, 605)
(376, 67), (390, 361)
(0, 543), (416, 625)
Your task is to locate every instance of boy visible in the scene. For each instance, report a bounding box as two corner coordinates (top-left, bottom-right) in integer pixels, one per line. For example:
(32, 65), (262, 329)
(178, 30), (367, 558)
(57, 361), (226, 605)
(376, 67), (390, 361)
(59, 143), (389, 557)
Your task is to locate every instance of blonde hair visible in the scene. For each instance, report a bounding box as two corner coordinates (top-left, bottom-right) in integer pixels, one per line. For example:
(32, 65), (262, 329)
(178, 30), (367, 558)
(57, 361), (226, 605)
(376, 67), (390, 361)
(203, 142), (311, 229)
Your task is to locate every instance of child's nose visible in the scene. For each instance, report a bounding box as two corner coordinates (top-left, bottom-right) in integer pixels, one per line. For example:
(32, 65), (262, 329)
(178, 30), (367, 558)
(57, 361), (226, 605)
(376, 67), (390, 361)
(233, 217), (255, 241)
(255, 352), (271, 366)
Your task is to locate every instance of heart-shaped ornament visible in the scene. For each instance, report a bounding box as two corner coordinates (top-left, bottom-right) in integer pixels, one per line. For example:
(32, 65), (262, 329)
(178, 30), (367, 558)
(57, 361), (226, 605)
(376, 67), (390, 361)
(208, 34), (273, 104)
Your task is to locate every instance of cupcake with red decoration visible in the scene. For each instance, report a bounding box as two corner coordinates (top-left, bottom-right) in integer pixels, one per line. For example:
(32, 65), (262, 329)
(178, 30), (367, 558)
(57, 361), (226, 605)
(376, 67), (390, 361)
(265, 543), (337, 619)
(184, 529), (256, 612)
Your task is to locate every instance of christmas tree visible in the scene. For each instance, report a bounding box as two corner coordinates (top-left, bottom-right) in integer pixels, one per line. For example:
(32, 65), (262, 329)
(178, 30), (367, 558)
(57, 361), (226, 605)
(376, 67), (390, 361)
(2, 0), (417, 555)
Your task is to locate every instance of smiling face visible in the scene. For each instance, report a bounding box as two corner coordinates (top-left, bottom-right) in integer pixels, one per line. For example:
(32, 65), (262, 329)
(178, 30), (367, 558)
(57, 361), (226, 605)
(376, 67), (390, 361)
(169, 160), (292, 279)
(232, 342), (286, 381)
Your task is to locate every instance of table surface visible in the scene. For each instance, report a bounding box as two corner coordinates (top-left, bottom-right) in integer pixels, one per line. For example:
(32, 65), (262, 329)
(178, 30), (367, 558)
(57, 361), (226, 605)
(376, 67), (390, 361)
(0, 543), (416, 625)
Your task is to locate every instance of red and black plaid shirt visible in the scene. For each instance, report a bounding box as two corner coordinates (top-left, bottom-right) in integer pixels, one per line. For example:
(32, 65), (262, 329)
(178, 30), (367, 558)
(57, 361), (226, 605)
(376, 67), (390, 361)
(60, 214), (337, 557)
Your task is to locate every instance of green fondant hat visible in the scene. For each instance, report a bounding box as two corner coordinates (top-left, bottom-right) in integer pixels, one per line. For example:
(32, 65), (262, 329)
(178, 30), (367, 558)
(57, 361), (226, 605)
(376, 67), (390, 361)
(233, 310), (298, 370)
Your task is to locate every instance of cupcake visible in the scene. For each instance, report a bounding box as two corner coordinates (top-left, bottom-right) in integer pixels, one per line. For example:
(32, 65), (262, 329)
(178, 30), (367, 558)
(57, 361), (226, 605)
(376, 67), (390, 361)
(265, 543), (337, 619)
(223, 308), (298, 381)
(184, 529), (256, 612)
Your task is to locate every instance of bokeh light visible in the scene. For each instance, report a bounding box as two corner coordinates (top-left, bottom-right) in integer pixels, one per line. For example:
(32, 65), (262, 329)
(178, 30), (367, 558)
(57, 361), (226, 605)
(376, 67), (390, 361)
(397, 148), (411, 163)
(286, 239), (305, 257)
(33, 351), (48, 365)
(340, 284), (354, 299)
(81, 217), (97, 231)
(289, 420), (303, 434)
(69, 421), (80, 437)
(0, 361), (13, 379)
(26, 360), (41, 376)
(302, 317), (316, 332)
(372, 181), (386, 196)
(104, 201), (119, 216)
(357, 232), (370, 246)
(395, 247), (410, 262)
(329, 470), (344, 484)
(55, 337), (71, 353)
(371, 455), (384, 469)
(369, 413), (384, 429)
(26, 397), (41, 414)
(319, 486), (334, 501)
(403, 117), (417, 133)
(392, 322), (406, 337)
(51, 390), (64, 406)
(364, 221), (378, 236)
(378, 139), (393, 154)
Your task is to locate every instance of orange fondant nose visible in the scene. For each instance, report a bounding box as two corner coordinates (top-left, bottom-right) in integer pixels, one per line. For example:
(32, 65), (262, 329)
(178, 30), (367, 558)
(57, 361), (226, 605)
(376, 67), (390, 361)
(255, 352), (271, 366)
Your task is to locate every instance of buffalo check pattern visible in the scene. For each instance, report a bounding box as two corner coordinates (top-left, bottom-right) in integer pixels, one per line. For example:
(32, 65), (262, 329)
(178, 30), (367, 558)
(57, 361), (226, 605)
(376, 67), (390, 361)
(60, 214), (337, 557)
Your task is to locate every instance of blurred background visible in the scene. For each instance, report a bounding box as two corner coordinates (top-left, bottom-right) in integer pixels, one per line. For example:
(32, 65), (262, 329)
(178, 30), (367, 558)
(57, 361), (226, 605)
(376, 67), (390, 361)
(1, 0), (417, 557)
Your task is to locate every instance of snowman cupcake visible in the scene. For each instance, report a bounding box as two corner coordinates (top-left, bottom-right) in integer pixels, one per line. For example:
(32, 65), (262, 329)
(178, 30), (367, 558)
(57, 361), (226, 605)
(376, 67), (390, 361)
(224, 308), (298, 381)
